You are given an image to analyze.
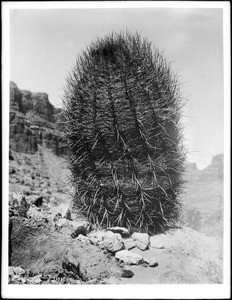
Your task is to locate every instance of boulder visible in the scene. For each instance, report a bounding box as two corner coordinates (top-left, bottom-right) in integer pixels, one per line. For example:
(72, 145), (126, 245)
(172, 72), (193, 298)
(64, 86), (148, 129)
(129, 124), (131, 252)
(28, 195), (43, 207)
(50, 203), (71, 219)
(8, 266), (26, 276)
(123, 238), (137, 250)
(56, 218), (72, 230)
(63, 242), (121, 281)
(132, 232), (150, 251)
(27, 205), (47, 223)
(121, 269), (134, 278)
(115, 250), (143, 265)
(149, 258), (159, 267)
(88, 231), (106, 244)
(71, 226), (87, 238)
(98, 239), (124, 253)
(108, 227), (130, 238)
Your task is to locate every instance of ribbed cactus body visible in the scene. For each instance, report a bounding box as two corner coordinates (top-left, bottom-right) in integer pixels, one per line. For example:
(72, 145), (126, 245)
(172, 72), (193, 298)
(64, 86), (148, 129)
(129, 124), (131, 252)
(62, 32), (185, 233)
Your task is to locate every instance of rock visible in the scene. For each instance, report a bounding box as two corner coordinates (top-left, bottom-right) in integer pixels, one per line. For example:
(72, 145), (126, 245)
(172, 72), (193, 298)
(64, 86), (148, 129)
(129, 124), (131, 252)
(149, 258), (159, 267)
(32, 197), (43, 207)
(88, 230), (123, 247)
(11, 275), (21, 283)
(99, 239), (124, 253)
(108, 227), (130, 238)
(132, 232), (150, 251)
(121, 269), (134, 278)
(88, 231), (105, 244)
(56, 218), (72, 230)
(24, 177), (33, 186)
(9, 82), (67, 155)
(123, 238), (137, 250)
(63, 243), (121, 281)
(21, 278), (26, 284)
(62, 253), (80, 275)
(71, 226), (87, 238)
(9, 166), (16, 174)
(8, 266), (14, 277)
(30, 275), (42, 284)
(9, 193), (30, 217)
(50, 203), (71, 219)
(115, 250), (143, 265)
(27, 205), (48, 224)
(76, 234), (90, 243)
(11, 266), (26, 276)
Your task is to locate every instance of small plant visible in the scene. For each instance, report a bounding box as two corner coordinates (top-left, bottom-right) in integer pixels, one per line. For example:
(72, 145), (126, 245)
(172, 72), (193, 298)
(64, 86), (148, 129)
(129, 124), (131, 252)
(61, 32), (186, 233)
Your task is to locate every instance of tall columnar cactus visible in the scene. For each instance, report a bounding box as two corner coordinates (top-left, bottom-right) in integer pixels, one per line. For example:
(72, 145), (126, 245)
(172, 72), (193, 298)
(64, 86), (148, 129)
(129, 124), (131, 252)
(61, 32), (185, 233)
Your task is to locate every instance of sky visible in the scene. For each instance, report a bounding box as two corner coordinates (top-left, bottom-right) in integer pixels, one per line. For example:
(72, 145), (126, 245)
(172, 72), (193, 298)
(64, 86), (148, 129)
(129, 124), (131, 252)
(9, 6), (224, 169)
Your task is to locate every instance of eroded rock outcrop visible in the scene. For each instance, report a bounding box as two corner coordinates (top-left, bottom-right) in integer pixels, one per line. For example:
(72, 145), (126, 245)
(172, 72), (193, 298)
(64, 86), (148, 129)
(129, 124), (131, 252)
(9, 82), (66, 155)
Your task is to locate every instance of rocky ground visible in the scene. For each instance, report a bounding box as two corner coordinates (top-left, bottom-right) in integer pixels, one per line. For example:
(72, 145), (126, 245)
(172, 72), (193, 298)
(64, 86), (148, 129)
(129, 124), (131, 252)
(8, 148), (223, 285)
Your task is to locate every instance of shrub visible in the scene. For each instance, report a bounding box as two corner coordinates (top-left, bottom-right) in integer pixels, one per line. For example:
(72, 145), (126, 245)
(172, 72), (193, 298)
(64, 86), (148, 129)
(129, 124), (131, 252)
(61, 32), (186, 233)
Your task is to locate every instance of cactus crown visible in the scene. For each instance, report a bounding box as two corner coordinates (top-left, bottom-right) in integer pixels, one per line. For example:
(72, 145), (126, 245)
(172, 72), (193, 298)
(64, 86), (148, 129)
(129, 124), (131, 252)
(61, 32), (185, 234)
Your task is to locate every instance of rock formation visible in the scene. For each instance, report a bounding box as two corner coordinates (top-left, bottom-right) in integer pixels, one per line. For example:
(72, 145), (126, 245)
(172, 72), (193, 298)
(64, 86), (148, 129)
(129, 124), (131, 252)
(9, 82), (66, 155)
(184, 154), (223, 181)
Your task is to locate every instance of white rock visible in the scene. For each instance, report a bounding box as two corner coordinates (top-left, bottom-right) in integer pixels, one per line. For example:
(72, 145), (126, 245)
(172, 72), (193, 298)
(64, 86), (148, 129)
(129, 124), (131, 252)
(105, 231), (116, 239)
(99, 239), (124, 253)
(71, 220), (90, 230)
(123, 238), (137, 250)
(56, 218), (71, 227)
(27, 205), (44, 220)
(12, 266), (26, 276)
(149, 258), (159, 267)
(32, 277), (42, 284)
(8, 266), (14, 277)
(132, 232), (150, 250)
(88, 230), (105, 244)
(50, 203), (70, 218)
(77, 234), (90, 243)
(114, 233), (123, 241)
(115, 250), (143, 265)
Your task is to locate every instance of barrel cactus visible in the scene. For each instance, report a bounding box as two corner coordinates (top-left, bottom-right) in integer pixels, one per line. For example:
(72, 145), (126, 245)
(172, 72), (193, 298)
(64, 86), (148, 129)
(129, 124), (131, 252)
(61, 32), (185, 234)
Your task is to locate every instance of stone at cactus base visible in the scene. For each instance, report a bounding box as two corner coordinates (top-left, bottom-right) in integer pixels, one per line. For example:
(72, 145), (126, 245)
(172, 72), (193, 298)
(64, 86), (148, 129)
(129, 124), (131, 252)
(132, 232), (150, 251)
(115, 250), (143, 265)
(71, 226), (87, 238)
(108, 227), (130, 238)
(123, 238), (137, 250)
(98, 239), (124, 253)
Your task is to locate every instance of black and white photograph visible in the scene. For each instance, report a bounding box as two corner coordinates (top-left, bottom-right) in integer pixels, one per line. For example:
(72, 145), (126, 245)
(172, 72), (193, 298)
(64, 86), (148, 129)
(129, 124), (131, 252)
(2, 1), (230, 299)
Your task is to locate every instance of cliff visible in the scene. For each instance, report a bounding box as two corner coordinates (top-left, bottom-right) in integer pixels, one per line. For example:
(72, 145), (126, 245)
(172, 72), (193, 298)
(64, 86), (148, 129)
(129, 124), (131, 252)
(9, 82), (66, 155)
(185, 154), (223, 182)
